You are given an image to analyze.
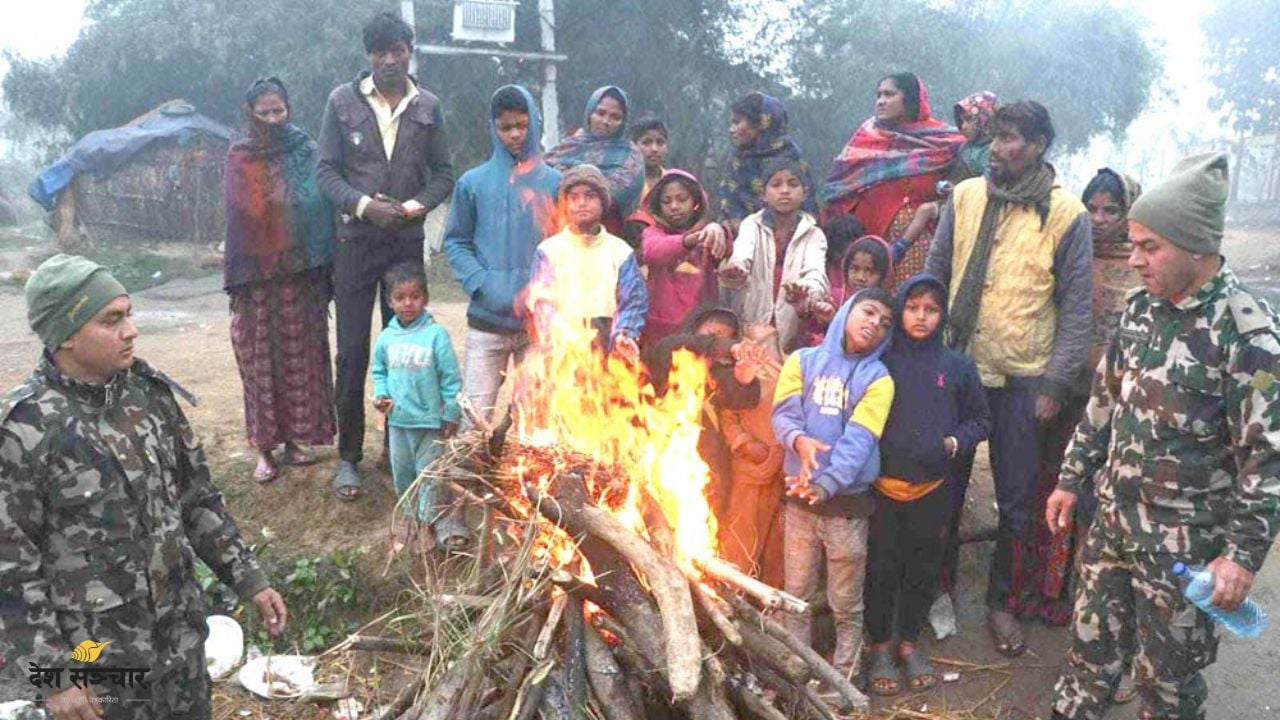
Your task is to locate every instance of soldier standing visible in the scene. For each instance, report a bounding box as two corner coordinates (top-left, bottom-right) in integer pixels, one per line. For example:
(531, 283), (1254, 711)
(0, 255), (288, 719)
(1046, 153), (1280, 720)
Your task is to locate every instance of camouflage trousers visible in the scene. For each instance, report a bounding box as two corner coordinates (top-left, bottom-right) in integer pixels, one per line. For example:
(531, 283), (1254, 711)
(98, 646), (210, 720)
(1053, 510), (1218, 720)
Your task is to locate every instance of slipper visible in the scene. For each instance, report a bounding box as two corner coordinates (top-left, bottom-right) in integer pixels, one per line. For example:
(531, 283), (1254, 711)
(988, 611), (1027, 658)
(282, 446), (317, 466)
(253, 463), (277, 484)
(901, 649), (938, 691)
(867, 648), (902, 697)
(333, 461), (362, 501)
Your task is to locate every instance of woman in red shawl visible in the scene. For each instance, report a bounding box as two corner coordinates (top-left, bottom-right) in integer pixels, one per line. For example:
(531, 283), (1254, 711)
(821, 73), (966, 288)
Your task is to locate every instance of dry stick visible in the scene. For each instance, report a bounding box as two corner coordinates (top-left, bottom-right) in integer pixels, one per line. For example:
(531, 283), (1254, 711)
(508, 658), (557, 720)
(534, 592), (569, 660)
(968, 674), (1013, 715)
(692, 582), (744, 646)
(583, 623), (644, 720)
(697, 557), (809, 614)
(534, 487), (702, 702)
(722, 589), (870, 713)
(797, 682), (842, 720)
(729, 682), (790, 720)
(408, 656), (471, 720)
(374, 670), (425, 720)
(751, 662), (831, 720)
(489, 608), (547, 720)
(346, 635), (433, 656)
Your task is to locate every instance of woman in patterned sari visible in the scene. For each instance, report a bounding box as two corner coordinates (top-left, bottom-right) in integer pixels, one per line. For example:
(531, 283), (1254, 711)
(224, 77), (336, 483)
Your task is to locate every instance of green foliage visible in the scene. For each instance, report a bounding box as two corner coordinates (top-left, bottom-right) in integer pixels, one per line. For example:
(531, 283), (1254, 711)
(195, 548), (366, 654)
(1203, 0), (1280, 133)
(1, 0), (1161, 178)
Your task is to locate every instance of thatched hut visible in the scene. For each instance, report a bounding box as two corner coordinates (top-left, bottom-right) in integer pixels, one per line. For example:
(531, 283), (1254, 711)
(29, 101), (235, 250)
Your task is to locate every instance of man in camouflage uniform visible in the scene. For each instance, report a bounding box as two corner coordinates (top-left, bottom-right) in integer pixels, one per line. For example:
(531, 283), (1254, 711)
(0, 255), (288, 720)
(1046, 153), (1280, 720)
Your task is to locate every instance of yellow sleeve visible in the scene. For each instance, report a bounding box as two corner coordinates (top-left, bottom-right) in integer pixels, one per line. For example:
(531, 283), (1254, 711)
(851, 375), (894, 438)
(773, 353), (804, 406)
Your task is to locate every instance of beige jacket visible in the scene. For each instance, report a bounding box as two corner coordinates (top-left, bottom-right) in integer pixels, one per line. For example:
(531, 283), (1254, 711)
(718, 211), (828, 352)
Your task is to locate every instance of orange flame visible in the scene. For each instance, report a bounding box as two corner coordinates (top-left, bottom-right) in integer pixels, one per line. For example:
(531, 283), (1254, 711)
(508, 286), (719, 576)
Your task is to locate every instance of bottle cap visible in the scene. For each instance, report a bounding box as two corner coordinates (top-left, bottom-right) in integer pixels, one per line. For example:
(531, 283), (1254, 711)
(1172, 562), (1187, 575)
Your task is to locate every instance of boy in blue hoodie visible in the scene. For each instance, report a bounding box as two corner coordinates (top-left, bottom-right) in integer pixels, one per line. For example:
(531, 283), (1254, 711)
(772, 286), (895, 682)
(864, 274), (991, 696)
(371, 261), (466, 549)
(444, 85), (561, 428)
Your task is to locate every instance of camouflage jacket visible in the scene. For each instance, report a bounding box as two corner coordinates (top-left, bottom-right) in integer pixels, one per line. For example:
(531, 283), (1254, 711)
(0, 356), (267, 693)
(1058, 266), (1280, 573)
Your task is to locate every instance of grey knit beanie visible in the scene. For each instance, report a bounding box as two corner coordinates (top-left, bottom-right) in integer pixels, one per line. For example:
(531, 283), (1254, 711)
(559, 164), (612, 208)
(1128, 152), (1229, 255)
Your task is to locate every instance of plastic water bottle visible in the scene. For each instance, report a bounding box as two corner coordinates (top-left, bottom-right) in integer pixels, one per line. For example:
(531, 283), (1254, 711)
(1173, 562), (1268, 638)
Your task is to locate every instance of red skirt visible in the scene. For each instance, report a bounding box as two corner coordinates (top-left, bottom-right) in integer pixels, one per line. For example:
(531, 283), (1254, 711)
(229, 268), (336, 450)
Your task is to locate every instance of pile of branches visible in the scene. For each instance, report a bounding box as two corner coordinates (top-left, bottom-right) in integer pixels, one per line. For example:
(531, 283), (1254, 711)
(342, 431), (871, 720)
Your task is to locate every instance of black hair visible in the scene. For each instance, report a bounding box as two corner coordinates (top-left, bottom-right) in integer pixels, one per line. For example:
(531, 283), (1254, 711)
(853, 286), (895, 310)
(691, 308), (741, 337)
(1082, 169), (1127, 209)
(848, 237), (890, 278)
(383, 260), (428, 296)
(823, 215), (866, 265)
(648, 174), (705, 227)
(630, 114), (668, 141)
(245, 76), (289, 110)
(991, 101), (1055, 155)
(904, 280), (946, 308)
(760, 156), (809, 192)
(879, 72), (922, 122)
(730, 92), (763, 123)
(363, 11), (415, 54)
(491, 86), (529, 118)
(599, 87), (628, 118)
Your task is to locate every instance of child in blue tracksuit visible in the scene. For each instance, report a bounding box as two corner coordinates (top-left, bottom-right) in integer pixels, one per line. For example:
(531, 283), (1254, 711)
(371, 261), (467, 549)
(772, 286), (896, 683)
(865, 274), (991, 696)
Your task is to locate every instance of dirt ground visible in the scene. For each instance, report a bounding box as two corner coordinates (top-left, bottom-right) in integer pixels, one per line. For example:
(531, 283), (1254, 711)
(1, 229), (1278, 717)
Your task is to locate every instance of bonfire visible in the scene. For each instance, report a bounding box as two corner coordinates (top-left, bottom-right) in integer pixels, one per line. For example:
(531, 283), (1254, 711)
(334, 273), (871, 720)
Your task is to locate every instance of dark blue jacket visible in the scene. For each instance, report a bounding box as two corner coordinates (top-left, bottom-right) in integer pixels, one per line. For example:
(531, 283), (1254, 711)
(444, 85), (562, 333)
(880, 274), (991, 483)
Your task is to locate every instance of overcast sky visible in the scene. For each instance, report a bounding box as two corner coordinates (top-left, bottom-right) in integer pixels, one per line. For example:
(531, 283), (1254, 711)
(0, 0), (1230, 187)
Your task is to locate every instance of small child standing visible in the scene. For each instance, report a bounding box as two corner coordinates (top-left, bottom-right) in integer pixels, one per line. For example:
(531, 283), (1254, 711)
(640, 170), (728, 346)
(771, 288), (896, 685)
(530, 164), (649, 359)
(371, 261), (467, 549)
(718, 157), (829, 354)
(720, 323), (786, 587)
(803, 233), (895, 346)
(864, 274), (990, 696)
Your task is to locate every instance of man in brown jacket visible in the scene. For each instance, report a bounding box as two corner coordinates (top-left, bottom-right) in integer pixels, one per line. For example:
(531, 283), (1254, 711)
(317, 11), (455, 499)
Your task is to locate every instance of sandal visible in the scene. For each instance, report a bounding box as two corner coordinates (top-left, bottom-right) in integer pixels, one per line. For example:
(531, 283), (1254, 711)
(901, 649), (939, 691)
(988, 610), (1027, 658)
(1113, 668), (1137, 704)
(333, 461), (362, 501)
(253, 461), (277, 484)
(282, 445), (317, 466)
(867, 648), (902, 696)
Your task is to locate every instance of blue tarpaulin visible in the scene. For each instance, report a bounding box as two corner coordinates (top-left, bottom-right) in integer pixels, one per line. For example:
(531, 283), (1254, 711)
(28, 104), (234, 210)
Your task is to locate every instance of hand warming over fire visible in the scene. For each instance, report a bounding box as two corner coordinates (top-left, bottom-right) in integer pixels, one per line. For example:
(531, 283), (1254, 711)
(782, 280), (808, 304)
(785, 474), (830, 505)
(792, 435), (829, 481)
(613, 335), (640, 364)
(731, 341), (765, 384)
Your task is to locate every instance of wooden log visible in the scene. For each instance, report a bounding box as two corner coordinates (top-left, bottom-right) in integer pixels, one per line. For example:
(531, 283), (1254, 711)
(750, 664), (831, 720)
(722, 589), (870, 713)
(537, 474), (734, 720)
(729, 682), (790, 720)
(508, 658), (556, 720)
(375, 673), (424, 720)
(412, 657), (472, 720)
(733, 622), (809, 685)
(562, 591), (588, 720)
(691, 582), (743, 646)
(583, 623), (643, 720)
(697, 558), (809, 614)
(535, 478), (701, 702)
(533, 592), (568, 660)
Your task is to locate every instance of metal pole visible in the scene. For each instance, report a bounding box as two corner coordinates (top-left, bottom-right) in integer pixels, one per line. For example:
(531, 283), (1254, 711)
(538, 0), (560, 150)
(401, 0), (418, 76)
